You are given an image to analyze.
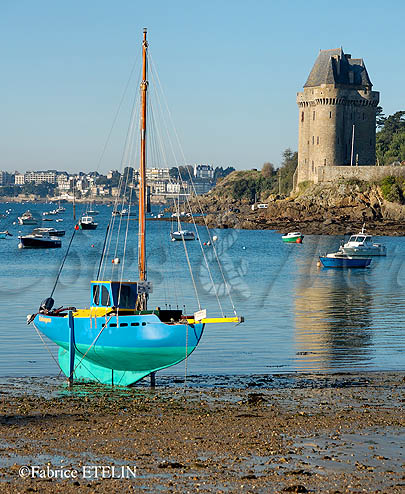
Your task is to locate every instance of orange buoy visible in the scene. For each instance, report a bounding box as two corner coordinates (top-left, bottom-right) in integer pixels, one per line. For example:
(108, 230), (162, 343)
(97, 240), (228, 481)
(296, 237), (302, 244)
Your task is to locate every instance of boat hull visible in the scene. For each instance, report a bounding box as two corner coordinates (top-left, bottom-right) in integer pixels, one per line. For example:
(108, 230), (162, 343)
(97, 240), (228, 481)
(319, 256), (371, 268)
(282, 236), (303, 243)
(18, 236), (61, 248)
(80, 223), (98, 230)
(34, 313), (204, 385)
(170, 232), (195, 241)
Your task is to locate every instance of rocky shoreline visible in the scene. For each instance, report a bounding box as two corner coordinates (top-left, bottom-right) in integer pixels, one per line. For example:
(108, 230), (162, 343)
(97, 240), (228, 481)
(1, 372), (404, 493)
(183, 181), (405, 236)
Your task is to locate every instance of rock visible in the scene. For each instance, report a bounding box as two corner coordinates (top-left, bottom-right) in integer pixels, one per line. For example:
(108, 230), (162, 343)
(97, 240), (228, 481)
(282, 485), (308, 493)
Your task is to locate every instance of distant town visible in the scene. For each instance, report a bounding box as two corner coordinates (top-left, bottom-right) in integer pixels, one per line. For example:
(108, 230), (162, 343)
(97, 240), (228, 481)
(0, 165), (235, 202)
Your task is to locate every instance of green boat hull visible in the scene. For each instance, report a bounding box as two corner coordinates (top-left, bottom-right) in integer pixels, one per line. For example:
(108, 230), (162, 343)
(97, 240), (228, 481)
(59, 343), (197, 386)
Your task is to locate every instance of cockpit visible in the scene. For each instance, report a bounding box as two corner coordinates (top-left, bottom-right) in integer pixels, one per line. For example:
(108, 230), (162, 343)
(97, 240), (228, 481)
(91, 281), (138, 309)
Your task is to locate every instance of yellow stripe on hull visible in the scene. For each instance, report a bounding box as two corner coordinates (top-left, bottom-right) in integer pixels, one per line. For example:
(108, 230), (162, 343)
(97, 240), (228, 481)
(186, 316), (243, 325)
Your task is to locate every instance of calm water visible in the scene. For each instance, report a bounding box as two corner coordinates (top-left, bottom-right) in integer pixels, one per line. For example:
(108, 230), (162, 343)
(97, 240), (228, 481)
(0, 201), (404, 379)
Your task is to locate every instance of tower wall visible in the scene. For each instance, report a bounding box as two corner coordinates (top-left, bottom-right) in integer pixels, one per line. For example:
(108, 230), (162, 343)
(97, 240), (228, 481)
(295, 49), (380, 189)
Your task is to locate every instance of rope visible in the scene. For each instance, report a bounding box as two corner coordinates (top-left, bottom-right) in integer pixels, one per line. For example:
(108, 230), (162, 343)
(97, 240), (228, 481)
(96, 224), (110, 280)
(50, 227), (77, 298)
(183, 322), (189, 391)
(33, 322), (62, 370)
(149, 55), (233, 316)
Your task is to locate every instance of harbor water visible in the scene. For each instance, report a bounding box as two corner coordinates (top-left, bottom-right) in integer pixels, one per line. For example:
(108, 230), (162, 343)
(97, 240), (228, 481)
(0, 202), (404, 380)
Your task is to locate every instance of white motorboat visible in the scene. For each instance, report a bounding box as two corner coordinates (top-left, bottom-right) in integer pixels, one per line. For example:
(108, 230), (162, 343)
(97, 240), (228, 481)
(79, 216), (98, 230)
(339, 226), (386, 256)
(18, 210), (38, 225)
(170, 230), (195, 241)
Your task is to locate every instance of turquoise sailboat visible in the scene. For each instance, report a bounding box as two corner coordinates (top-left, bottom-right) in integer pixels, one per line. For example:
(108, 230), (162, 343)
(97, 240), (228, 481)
(30, 29), (242, 386)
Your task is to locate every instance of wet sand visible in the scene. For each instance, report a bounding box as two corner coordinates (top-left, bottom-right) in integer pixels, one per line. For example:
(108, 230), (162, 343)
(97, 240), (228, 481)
(0, 372), (404, 493)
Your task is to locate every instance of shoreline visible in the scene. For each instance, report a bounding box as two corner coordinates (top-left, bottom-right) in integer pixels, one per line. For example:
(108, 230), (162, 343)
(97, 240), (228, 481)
(1, 371), (404, 493)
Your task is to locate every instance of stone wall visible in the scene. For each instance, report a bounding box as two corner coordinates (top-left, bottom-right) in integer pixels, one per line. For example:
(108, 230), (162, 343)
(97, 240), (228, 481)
(316, 165), (405, 183)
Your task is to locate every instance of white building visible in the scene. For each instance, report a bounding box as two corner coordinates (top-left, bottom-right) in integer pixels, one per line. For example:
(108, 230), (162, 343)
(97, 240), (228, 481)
(14, 173), (25, 185)
(24, 170), (57, 184)
(194, 164), (214, 179)
(146, 168), (170, 181)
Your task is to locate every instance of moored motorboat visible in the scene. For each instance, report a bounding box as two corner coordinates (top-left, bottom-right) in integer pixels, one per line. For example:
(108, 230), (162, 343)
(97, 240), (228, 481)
(282, 231), (304, 243)
(319, 251), (371, 268)
(18, 211), (38, 225)
(339, 225), (386, 256)
(79, 216), (98, 230)
(0, 231), (13, 239)
(171, 230), (195, 241)
(18, 232), (62, 249)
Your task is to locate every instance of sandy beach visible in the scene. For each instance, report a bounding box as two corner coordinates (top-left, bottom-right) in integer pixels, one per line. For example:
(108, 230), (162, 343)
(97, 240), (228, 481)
(0, 372), (404, 493)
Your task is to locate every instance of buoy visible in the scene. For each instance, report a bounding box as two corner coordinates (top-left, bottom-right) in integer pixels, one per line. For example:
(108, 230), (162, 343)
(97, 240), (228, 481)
(212, 235), (218, 242)
(242, 246), (246, 250)
(207, 241), (211, 246)
(18, 243), (23, 249)
(112, 257), (120, 264)
(203, 242), (206, 246)
(317, 260), (321, 268)
(91, 244), (94, 248)
(296, 237), (302, 244)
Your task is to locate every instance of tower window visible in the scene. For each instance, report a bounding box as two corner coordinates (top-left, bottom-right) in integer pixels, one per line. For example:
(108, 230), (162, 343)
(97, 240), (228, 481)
(317, 136), (319, 145)
(329, 111), (332, 118)
(324, 158), (326, 165)
(301, 111), (304, 122)
(313, 111), (315, 120)
(312, 136), (314, 145)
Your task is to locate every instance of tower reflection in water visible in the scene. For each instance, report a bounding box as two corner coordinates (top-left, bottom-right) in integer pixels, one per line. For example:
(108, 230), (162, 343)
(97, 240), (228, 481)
(294, 266), (373, 371)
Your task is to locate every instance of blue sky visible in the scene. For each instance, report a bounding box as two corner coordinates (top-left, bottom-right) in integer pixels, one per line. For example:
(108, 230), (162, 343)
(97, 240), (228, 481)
(0, 0), (404, 173)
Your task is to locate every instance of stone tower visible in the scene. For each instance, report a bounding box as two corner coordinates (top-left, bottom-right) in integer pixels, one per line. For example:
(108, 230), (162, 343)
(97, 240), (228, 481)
(296, 48), (379, 186)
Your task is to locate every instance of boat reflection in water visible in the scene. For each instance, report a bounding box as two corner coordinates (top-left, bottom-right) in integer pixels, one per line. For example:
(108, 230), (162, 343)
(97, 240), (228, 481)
(294, 264), (373, 371)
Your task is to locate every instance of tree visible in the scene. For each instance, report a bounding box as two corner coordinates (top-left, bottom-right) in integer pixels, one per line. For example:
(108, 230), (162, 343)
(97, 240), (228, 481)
(376, 111), (405, 165)
(278, 148), (298, 195)
(376, 106), (386, 129)
(261, 162), (274, 178)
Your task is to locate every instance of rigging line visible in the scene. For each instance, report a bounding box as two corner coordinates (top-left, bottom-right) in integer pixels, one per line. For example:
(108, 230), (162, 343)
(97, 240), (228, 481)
(50, 227), (77, 298)
(118, 171), (136, 296)
(148, 67), (201, 310)
(183, 323), (189, 391)
(150, 56), (236, 315)
(96, 223), (110, 281)
(148, 58), (225, 314)
(33, 322), (61, 370)
(166, 167), (225, 315)
(100, 71), (142, 280)
(110, 91), (139, 279)
(94, 52), (141, 172)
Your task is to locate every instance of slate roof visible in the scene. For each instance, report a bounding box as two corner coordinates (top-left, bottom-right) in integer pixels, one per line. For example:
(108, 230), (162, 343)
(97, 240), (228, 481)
(304, 48), (372, 88)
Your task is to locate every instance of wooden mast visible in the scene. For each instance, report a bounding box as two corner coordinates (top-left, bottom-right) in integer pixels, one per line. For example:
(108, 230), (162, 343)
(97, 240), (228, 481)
(137, 28), (148, 310)
(138, 28), (148, 282)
